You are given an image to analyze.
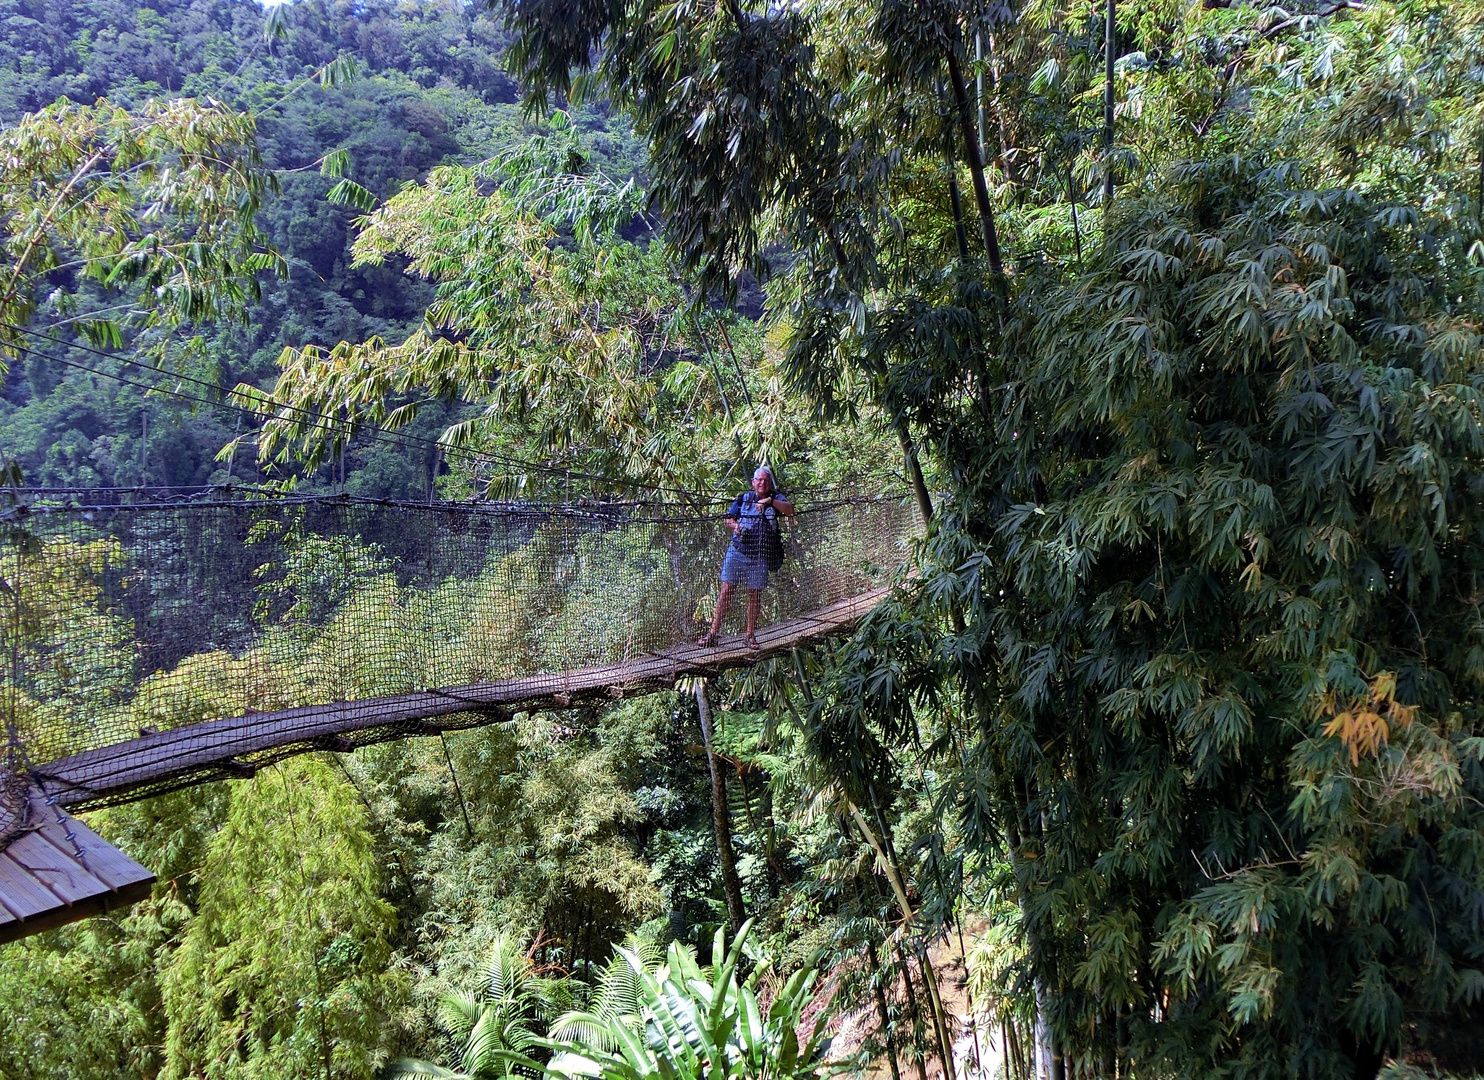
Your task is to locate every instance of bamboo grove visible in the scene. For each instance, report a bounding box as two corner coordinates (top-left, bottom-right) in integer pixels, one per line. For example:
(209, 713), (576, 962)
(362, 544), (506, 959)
(3, 0), (1484, 1078)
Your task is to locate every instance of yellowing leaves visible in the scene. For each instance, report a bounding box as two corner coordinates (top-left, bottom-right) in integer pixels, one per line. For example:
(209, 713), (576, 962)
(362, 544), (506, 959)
(1320, 671), (1417, 765)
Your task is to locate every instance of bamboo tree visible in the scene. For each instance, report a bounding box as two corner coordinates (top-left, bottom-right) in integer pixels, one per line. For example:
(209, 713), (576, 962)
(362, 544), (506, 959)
(867, 939), (905, 1080)
(943, 49), (1004, 277)
(0, 99), (281, 373)
(695, 680), (746, 933)
(1103, 0), (1116, 202)
(896, 944), (931, 1080)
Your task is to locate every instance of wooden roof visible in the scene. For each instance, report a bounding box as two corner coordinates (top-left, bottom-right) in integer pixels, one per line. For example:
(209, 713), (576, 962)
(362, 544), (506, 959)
(0, 788), (154, 944)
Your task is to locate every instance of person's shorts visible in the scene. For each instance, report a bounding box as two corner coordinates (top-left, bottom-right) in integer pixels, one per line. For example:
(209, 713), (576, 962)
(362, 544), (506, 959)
(720, 544), (769, 590)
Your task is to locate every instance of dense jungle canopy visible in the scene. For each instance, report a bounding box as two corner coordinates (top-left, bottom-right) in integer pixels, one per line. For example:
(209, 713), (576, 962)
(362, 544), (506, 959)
(3, 0), (1484, 1079)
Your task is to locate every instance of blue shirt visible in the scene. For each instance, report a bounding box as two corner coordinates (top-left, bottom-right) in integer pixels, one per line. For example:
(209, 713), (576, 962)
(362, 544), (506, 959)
(727, 490), (786, 557)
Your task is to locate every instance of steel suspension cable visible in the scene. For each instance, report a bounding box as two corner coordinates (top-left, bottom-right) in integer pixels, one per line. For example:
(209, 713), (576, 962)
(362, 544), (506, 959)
(2, 322), (716, 501)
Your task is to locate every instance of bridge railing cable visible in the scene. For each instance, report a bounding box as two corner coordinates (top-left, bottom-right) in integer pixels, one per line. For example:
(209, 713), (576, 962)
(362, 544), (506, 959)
(1, 489), (918, 836)
(2, 324), (903, 504)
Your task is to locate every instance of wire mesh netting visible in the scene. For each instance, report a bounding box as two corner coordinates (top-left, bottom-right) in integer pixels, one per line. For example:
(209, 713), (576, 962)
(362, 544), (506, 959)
(1, 487), (918, 840)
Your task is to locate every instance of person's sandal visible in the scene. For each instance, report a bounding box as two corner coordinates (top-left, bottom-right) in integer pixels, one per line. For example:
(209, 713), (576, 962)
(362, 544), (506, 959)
(745, 632), (759, 650)
(697, 630), (717, 647)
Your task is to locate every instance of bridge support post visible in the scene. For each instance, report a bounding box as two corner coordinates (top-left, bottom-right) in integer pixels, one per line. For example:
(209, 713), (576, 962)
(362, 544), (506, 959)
(694, 680), (745, 934)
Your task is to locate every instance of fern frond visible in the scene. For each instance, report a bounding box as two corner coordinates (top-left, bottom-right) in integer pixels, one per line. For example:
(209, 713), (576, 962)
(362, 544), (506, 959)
(384, 1058), (470, 1080)
(440, 994), (486, 1041)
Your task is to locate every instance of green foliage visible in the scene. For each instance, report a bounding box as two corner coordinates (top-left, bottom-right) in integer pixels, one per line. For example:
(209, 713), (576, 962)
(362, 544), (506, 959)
(0, 96), (281, 373)
(503, 0), (1484, 1075)
(389, 933), (572, 1080)
(0, 0), (649, 494)
(249, 135), (808, 496)
(0, 885), (191, 1079)
(0, 517), (885, 1079)
(535, 922), (833, 1080)
(2, 534), (136, 761)
(26, 1), (1484, 1078)
(247, 143), (684, 487)
(160, 757), (403, 1080)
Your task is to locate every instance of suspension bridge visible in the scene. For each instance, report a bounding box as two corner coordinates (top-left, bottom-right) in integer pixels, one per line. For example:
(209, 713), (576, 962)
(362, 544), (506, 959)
(0, 486), (917, 942)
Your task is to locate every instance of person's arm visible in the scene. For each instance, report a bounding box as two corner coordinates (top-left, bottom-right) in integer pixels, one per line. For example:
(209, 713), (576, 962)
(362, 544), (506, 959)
(764, 493), (794, 517)
(725, 494), (744, 534)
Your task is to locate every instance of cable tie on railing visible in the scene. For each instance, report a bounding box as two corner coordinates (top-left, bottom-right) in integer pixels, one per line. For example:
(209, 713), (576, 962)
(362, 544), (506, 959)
(47, 797), (92, 870)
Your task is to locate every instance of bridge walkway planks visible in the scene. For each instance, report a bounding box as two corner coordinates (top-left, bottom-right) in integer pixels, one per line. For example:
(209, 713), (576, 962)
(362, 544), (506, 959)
(0, 788), (155, 944)
(34, 585), (891, 812)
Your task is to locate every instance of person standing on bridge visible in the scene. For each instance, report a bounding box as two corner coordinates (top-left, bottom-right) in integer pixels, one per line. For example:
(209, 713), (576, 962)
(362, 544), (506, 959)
(698, 466), (794, 650)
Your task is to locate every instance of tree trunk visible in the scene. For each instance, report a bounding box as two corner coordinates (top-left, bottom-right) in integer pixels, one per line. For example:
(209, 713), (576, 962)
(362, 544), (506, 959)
(897, 425), (935, 529)
(975, 32), (985, 157)
(942, 49), (1004, 278)
(946, 160), (972, 263)
(1476, 133), (1484, 225)
(917, 948), (959, 1080)
(897, 945), (930, 1080)
(1067, 166), (1084, 264)
(986, 34), (1021, 191)
(1004, 1018), (1028, 1080)
(1103, 0), (1117, 203)
(850, 804), (914, 924)
(695, 680), (746, 932)
(956, 917), (986, 1078)
(867, 939), (904, 1080)
(1035, 981), (1059, 1080)
(941, 114), (972, 264)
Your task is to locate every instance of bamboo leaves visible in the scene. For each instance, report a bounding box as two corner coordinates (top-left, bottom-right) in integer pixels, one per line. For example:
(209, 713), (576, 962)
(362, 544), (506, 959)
(0, 98), (282, 374)
(1321, 672), (1417, 766)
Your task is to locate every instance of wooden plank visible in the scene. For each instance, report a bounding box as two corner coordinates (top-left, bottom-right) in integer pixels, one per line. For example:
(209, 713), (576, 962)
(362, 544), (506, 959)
(26, 794), (153, 893)
(35, 586), (891, 809)
(0, 858), (155, 943)
(0, 786), (156, 944)
(0, 851), (67, 920)
(3, 831), (100, 905)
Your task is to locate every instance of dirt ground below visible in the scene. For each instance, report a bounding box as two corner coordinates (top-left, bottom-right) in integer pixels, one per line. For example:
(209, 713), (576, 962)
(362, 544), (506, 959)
(825, 921), (1005, 1080)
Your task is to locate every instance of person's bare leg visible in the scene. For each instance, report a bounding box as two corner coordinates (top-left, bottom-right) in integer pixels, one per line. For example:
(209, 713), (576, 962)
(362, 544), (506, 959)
(745, 589), (761, 648)
(702, 582), (735, 644)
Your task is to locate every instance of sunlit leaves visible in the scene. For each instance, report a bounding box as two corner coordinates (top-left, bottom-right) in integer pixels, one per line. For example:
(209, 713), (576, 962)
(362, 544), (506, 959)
(0, 98), (283, 375)
(160, 758), (403, 1080)
(532, 923), (832, 1080)
(249, 140), (853, 497)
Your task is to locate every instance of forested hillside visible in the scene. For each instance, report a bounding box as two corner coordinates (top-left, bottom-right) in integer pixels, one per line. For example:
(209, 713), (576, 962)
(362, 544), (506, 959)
(0, 0), (643, 495)
(0, 5), (907, 1077)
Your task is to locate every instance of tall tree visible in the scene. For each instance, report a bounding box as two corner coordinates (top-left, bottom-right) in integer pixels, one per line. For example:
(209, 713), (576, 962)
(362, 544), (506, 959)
(503, 1), (1484, 1076)
(694, 681), (746, 932)
(160, 758), (403, 1080)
